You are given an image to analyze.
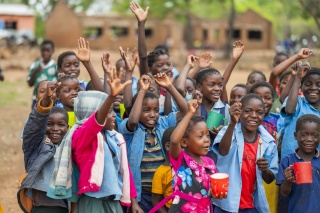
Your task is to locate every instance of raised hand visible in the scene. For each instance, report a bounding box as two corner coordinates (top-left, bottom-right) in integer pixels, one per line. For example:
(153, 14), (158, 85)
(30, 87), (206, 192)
(297, 48), (313, 59)
(192, 90), (203, 105)
(130, 1), (149, 22)
(119, 46), (137, 71)
(107, 66), (132, 97)
(101, 52), (112, 74)
(139, 75), (151, 91)
(296, 61), (311, 79)
(230, 102), (242, 124)
(46, 81), (61, 98)
(132, 47), (140, 66)
(232, 40), (244, 60)
(198, 52), (213, 69)
(154, 72), (172, 88)
(187, 55), (199, 68)
(188, 99), (198, 114)
(74, 37), (90, 62)
(291, 61), (302, 75)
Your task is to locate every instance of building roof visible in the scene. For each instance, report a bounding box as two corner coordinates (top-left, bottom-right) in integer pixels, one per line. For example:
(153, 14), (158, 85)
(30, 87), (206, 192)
(0, 4), (34, 16)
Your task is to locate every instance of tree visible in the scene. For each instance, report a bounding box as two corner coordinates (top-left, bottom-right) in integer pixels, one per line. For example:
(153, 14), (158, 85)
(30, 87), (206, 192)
(299, 0), (320, 30)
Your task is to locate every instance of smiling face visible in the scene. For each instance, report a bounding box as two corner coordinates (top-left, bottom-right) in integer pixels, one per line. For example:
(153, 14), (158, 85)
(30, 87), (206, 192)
(252, 86), (274, 116)
(139, 98), (159, 129)
(58, 54), (80, 77)
(104, 106), (116, 131)
(149, 54), (173, 76)
(113, 92), (123, 111)
(302, 74), (320, 108)
(230, 86), (247, 106)
(182, 121), (210, 157)
(295, 122), (320, 155)
(240, 98), (265, 134)
(57, 78), (80, 111)
(46, 113), (68, 145)
(198, 73), (223, 103)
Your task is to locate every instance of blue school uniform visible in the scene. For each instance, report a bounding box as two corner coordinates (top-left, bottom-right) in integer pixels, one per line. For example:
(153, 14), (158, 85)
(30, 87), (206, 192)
(212, 123), (278, 213)
(276, 148), (320, 213)
(119, 112), (177, 201)
(280, 96), (320, 158)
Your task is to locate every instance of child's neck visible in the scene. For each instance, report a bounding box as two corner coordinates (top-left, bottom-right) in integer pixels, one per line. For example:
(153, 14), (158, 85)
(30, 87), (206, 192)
(42, 58), (51, 65)
(185, 150), (202, 165)
(163, 157), (170, 166)
(297, 149), (315, 161)
(202, 98), (216, 113)
(241, 126), (258, 142)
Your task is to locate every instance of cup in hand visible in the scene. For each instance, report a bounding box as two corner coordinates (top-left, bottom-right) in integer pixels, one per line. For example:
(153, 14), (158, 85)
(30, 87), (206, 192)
(292, 162), (312, 184)
(206, 111), (225, 130)
(210, 173), (229, 197)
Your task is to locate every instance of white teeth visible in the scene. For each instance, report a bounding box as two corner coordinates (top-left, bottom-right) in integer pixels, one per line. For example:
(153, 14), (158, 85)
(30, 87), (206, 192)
(248, 121), (257, 124)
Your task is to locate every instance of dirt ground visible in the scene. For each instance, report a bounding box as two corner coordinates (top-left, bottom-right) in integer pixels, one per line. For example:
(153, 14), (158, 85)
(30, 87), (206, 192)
(0, 46), (316, 212)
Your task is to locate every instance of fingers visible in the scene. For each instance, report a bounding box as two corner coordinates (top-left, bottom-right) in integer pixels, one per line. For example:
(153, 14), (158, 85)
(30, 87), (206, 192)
(122, 80), (133, 89)
(86, 40), (90, 50)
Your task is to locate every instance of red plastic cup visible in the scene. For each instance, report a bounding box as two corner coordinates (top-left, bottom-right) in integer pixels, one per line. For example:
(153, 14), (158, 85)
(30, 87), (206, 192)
(292, 162), (312, 184)
(210, 173), (229, 197)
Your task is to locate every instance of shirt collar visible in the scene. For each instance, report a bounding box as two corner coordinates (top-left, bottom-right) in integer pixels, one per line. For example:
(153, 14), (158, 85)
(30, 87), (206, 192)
(294, 147), (320, 159)
(212, 99), (224, 109)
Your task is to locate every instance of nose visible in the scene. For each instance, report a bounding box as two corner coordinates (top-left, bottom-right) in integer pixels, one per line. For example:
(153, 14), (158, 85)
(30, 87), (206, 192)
(149, 111), (156, 118)
(52, 124), (59, 131)
(250, 111), (258, 117)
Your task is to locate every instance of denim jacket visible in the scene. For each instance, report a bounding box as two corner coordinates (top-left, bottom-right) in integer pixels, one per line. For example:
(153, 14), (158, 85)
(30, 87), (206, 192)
(212, 123), (278, 213)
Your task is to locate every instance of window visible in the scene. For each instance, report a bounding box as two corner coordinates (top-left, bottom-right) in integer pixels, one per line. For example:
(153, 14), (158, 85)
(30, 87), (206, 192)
(202, 29), (208, 41)
(145, 28), (153, 38)
(110, 26), (129, 37)
(5, 21), (17, 30)
(248, 30), (262, 40)
(226, 29), (240, 39)
(83, 27), (103, 39)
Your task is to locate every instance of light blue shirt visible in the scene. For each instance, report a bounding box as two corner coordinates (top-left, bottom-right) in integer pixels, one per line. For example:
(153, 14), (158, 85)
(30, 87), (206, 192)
(131, 77), (138, 96)
(119, 112), (177, 201)
(212, 123), (278, 213)
(280, 96), (320, 158)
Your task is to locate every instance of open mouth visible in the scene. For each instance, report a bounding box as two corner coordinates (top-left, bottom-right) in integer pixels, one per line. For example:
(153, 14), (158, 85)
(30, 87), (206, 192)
(248, 120), (258, 125)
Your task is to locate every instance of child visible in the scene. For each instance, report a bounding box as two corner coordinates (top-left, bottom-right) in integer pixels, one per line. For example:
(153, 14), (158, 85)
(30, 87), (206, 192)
(280, 62), (320, 158)
(213, 94), (278, 213)
(246, 70), (266, 88)
(168, 100), (222, 212)
(151, 126), (175, 212)
(276, 114), (320, 213)
(18, 81), (69, 213)
(120, 73), (188, 212)
(27, 40), (58, 109)
(229, 84), (249, 107)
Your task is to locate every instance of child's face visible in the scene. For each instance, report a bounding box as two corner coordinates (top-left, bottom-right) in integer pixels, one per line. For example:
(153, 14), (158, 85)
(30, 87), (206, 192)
(46, 112), (68, 145)
(57, 79), (80, 111)
(247, 74), (265, 88)
(41, 44), (54, 63)
(150, 54), (173, 76)
(139, 98), (159, 129)
(240, 98), (264, 133)
(279, 74), (290, 93)
(104, 106), (116, 131)
(59, 55), (80, 77)
(294, 122), (320, 155)
(198, 74), (223, 103)
(252, 86), (274, 115)
(36, 81), (57, 103)
(186, 79), (195, 95)
(182, 121), (210, 156)
(302, 74), (320, 107)
(113, 92), (124, 111)
(230, 87), (247, 106)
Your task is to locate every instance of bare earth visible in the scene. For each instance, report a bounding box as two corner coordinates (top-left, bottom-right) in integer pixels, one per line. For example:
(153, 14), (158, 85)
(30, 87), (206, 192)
(0, 46), (308, 212)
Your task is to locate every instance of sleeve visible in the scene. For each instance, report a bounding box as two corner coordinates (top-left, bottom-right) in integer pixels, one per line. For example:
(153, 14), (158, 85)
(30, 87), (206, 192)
(27, 61), (38, 80)
(212, 125), (231, 154)
(266, 143), (279, 177)
(280, 96), (302, 119)
(119, 118), (134, 147)
(129, 165), (137, 198)
(276, 156), (290, 185)
(152, 167), (165, 194)
(158, 112), (178, 129)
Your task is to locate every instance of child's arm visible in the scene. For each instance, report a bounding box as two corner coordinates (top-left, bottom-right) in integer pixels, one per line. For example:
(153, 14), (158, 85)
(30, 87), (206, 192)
(188, 52), (212, 79)
(280, 166), (294, 196)
(256, 158), (275, 184)
(217, 102), (241, 156)
(279, 65), (297, 103)
(221, 40), (244, 102)
(151, 194), (167, 213)
(174, 55), (198, 97)
(170, 100), (198, 159)
(74, 37), (104, 92)
(164, 86), (173, 116)
(130, 2), (149, 77)
(193, 90), (203, 116)
(126, 75), (151, 131)
(154, 73), (188, 119)
(101, 52), (112, 94)
(27, 64), (42, 87)
(284, 62), (310, 115)
(269, 48), (312, 88)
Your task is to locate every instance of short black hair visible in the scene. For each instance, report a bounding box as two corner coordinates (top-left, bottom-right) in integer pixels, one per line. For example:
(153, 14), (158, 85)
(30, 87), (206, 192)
(186, 77), (197, 89)
(195, 68), (221, 85)
(154, 44), (169, 55)
(296, 114), (320, 132)
(240, 93), (264, 109)
(41, 39), (54, 49)
(301, 67), (320, 86)
(274, 52), (289, 61)
(147, 49), (168, 68)
(232, 83), (249, 93)
(50, 106), (68, 124)
(177, 115), (205, 138)
(57, 51), (76, 69)
(132, 90), (159, 107)
(247, 70), (267, 82)
(162, 126), (175, 152)
(279, 70), (291, 84)
(136, 74), (160, 93)
(250, 81), (275, 98)
(56, 75), (79, 94)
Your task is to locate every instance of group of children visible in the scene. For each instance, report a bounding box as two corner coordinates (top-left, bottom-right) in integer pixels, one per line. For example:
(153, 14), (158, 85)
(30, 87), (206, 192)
(16, 2), (320, 213)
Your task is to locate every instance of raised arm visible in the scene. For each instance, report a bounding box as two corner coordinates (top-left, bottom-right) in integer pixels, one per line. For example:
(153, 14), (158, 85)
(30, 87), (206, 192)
(74, 37), (104, 92)
(279, 66), (297, 103)
(188, 52), (212, 79)
(221, 40), (244, 102)
(126, 75), (151, 131)
(130, 1), (149, 76)
(218, 102), (241, 156)
(101, 52), (112, 94)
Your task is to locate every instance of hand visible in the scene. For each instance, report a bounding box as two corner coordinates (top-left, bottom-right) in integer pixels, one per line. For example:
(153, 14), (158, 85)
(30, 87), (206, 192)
(256, 158), (269, 172)
(188, 99), (198, 114)
(284, 166), (294, 182)
(131, 198), (143, 213)
(34, 64), (43, 74)
(139, 75), (151, 91)
(101, 52), (112, 74)
(154, 72), (172, 88)
(229, 102), (242, 124)
(119, 46), (137, 71)
(297, 48), (313, 59)
(74, 37), (90, 62)
(192, 90), (203, 105)
(130, 1), (149, 22)
(212, 191), (228, 199)
(107, 66), (132, 97)
(232, 40), (244, 60)
(209, 125), (223, 135)
(198, 52), (213, 69)
(291, 61), (301, 75)
(296, 61), (311, 79)
(132, 47), (140, 66)
(58, 72), (65, 78)
(187, 55), (199, 68)
(46, 81), (61, 98)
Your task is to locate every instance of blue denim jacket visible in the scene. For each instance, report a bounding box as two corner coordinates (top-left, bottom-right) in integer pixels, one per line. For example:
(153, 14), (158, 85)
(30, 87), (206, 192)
(212, 123), (278, 213)
(120, 112), (177, 201)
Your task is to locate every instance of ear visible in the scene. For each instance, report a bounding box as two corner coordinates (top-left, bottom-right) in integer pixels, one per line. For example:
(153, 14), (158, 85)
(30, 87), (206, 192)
(180, 137), (188, 148)
(165, 141), (170, 152)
